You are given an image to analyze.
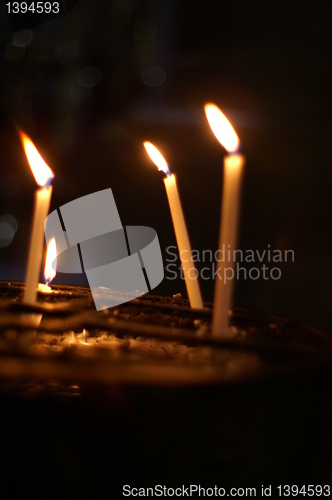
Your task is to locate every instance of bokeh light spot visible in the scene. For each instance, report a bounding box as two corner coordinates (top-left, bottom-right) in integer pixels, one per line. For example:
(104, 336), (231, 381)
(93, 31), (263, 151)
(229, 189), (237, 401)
(12, 30), (33, 48)
(78, 66), (102, 88)
(0, 215), (17, 247)
(141, 66), (166, 87)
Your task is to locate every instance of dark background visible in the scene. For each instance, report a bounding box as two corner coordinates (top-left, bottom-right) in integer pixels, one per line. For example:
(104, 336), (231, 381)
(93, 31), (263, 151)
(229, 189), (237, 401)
(0, 0), (331, 328)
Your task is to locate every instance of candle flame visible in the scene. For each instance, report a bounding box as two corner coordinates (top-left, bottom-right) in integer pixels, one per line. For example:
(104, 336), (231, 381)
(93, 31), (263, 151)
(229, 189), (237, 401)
(204, 103), (240, 153)
(143, 141), (170, 175)
(44, 238), (57, 284)
(19, 131), (54, 187)
(80, 328), (89, 345)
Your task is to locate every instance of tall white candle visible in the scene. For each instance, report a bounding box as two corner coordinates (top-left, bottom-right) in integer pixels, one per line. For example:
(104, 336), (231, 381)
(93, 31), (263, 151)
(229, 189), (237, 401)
(204, 104), (245, 336)
(143, 142), (203, 309)
(37, 237), (57, 294)
(25, 186), (53, 302)
(164, 174), (203, 308)
(213, 153), (245, 336)
(19, 131), (54, 304)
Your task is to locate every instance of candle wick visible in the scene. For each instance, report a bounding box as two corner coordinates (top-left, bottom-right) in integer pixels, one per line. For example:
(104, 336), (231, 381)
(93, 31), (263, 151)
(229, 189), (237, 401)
(159, 169), (171, 178)
(44, 177), (54, 188)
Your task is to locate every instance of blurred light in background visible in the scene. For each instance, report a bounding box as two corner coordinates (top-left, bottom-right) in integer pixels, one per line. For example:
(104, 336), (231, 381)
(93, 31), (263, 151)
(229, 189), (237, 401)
(141, 65), (166, 87)
(78, 66), (102, 88)
(12, 30), (33, 48)
(133, 2), (158, 64)
(0, 215), (18, 248)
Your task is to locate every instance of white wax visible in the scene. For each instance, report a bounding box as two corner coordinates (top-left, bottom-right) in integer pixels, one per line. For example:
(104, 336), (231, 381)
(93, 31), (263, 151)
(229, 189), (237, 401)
(212, 154), (245, 336)
(24, 186), (53, 304)
(164, 174), (203, 309)
(37, 283), (53, 294)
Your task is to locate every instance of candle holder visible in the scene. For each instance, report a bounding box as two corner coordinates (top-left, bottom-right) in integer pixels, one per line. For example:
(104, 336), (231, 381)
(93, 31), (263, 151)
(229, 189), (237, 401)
(0, 281), (332, 495)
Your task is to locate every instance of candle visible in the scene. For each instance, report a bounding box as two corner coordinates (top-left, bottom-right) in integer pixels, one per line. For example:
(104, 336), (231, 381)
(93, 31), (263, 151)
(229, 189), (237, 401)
(37, 283), (53, 293)
(19, 131), (54, 304)
(22, 236), (57, 345)
(143, 142), (203, 309)
(80, 328), (89, 345)
(37, 237), (57, 294)
(204, 104), (245, 337)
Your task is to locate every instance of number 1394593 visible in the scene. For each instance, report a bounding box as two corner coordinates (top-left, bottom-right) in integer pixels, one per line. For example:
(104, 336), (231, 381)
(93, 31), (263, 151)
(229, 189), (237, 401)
(6, 2), (60, 14)
(277, 485), (330, 496)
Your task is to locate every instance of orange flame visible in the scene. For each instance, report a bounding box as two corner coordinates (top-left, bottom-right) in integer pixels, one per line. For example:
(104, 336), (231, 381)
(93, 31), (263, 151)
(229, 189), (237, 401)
(44, 238), (57, 284)
(143, 141), (170, 175)
(19, 131), (54, 187)
(204, 103), (240, 153)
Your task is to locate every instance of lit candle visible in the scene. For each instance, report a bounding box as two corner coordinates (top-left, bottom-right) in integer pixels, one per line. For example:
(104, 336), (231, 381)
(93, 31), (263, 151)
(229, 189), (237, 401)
(143, 142), (203, 309)
(204, 104), (245, 337)
(37, 237), (57, 294)
(23, 238), (58, 343)
(80, 328), (89, 345)
(19, 131), (54, 304)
